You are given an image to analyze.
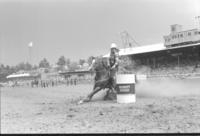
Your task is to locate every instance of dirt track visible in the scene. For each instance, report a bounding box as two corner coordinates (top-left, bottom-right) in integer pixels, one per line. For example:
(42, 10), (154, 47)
(1, 79), (200, 133)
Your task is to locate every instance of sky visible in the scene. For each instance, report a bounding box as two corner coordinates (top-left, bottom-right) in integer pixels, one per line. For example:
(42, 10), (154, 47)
(0, 0), (200, 66)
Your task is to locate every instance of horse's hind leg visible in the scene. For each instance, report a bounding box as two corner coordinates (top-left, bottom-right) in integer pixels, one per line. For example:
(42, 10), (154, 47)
(78, 86), (102, 104)
(86, 86), (102, 101)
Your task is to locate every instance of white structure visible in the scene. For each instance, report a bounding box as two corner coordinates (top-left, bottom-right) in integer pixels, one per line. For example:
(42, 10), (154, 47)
(28, 42), (33, 64)
(170, 24), (182, 33)
(116, 74), (136, 104)
(103, 43), (165, 57)
(116, 74), (136, 84)
(7, 73), (30, 79)
(103, 42), (200, 58)
(164, 23), (200, 47)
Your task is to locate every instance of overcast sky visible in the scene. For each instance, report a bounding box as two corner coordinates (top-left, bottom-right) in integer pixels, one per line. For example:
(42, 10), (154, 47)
(0, 0), (199, 66)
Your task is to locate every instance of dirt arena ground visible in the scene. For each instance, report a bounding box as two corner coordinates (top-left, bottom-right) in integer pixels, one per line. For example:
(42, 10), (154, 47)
(1, 78), (200, 133)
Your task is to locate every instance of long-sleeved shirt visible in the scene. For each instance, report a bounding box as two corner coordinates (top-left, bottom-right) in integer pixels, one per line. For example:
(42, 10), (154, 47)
(109, 51), (119, 69)
(88, 59), (96, 70)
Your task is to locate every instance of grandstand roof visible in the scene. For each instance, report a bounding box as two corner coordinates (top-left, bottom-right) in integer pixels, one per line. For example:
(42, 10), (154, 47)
(103, 43), (165, 57)
(119, 43), (166, 56)
(6, 72), (40, 79)
(7, 73), (30, 79)
(103, 42), (200, 57)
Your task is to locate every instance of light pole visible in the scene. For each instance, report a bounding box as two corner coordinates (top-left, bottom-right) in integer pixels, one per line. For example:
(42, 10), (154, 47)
(28, 42), (33, 65)
(195, 16), (200, 29)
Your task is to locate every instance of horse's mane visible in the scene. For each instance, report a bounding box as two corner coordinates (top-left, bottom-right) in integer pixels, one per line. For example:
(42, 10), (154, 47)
(93, 57), (110, 82)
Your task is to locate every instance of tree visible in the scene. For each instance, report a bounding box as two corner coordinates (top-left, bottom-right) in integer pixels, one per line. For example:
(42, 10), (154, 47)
(79, 59), (85, 66)
(68, 61), (79, 71)
(0, 64), (8, 75)
(24, 62), (32, 70)
(57, 56), (66, 67)
(39, 58), (50, 68)
(0, 64), (15, 81)
(32, 65), (38, 70)
(15, 62), (25, 71)
(66, 58), (71, 67)
(0, 64), (5, 73)
(87, 56), (95, 65)
(15, 62), (33, 71)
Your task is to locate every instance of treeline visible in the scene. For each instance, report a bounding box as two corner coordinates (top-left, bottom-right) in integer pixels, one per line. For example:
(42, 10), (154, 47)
(0, 55), (95, 81)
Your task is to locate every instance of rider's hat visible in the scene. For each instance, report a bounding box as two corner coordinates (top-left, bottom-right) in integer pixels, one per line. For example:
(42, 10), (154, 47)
(110, 43), (118, 49)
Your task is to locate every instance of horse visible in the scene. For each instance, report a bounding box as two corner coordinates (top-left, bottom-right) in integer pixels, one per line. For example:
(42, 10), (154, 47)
(78, 57), (118, 104)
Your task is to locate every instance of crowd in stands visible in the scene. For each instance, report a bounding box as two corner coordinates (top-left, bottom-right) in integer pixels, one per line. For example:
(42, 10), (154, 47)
(150, 57), (200, 76)
(119, 55), (200, 78)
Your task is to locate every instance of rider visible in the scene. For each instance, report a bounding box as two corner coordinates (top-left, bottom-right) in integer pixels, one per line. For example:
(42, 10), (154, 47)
(88, 56), (96, 71)
(78, 43), (119, 104)
(108, 43), (119, 91)
(88, 43), (119, 79)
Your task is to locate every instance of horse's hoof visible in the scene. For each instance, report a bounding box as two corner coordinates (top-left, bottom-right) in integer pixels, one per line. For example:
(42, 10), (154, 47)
(78, 100), (84, 105)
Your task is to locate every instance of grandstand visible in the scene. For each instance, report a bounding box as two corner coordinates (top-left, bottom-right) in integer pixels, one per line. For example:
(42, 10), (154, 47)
(104, 24), (200, 78)
(115, 42), (200, 78)
(102, 24), (199, 78)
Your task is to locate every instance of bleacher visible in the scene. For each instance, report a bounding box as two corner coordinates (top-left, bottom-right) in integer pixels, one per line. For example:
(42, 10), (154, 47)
(118, 42), (200, 78)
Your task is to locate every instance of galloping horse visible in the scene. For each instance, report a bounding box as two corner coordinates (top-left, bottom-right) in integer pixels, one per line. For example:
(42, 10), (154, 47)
(78, 57), (118, 104)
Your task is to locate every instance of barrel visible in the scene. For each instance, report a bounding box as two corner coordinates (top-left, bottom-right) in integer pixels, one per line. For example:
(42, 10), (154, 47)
(116, 74), (136, 103)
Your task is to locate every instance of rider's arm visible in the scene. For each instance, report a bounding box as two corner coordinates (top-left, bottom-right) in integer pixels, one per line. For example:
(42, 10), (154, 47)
(88, 59), (95, 71)
(111, 53), (119, 69)
(111, 58), (119, 69)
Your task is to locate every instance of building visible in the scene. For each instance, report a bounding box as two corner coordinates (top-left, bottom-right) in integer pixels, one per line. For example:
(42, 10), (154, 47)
(163, 24), (200, 47)
(59, 70), (94, 80)
(103, 24), (200, 76)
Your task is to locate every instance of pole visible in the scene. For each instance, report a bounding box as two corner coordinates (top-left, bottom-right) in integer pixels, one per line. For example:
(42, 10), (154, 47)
(178, 55), (180, 74)
(28, 42), (33, 65)
(195, 16), (200, 29)
(29, 46), (32, 64)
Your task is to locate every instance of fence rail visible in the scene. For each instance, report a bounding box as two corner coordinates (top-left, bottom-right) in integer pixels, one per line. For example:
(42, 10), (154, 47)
(147, 72), (200, 79)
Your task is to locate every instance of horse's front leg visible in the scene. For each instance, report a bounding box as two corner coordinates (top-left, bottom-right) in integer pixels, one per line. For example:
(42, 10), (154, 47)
(103, 88), (111, 100)
(103, 85), (118, 101)
(78, 86), (102, 104)
(104, 86), (118, 100)
(113, 85), (120, 94)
